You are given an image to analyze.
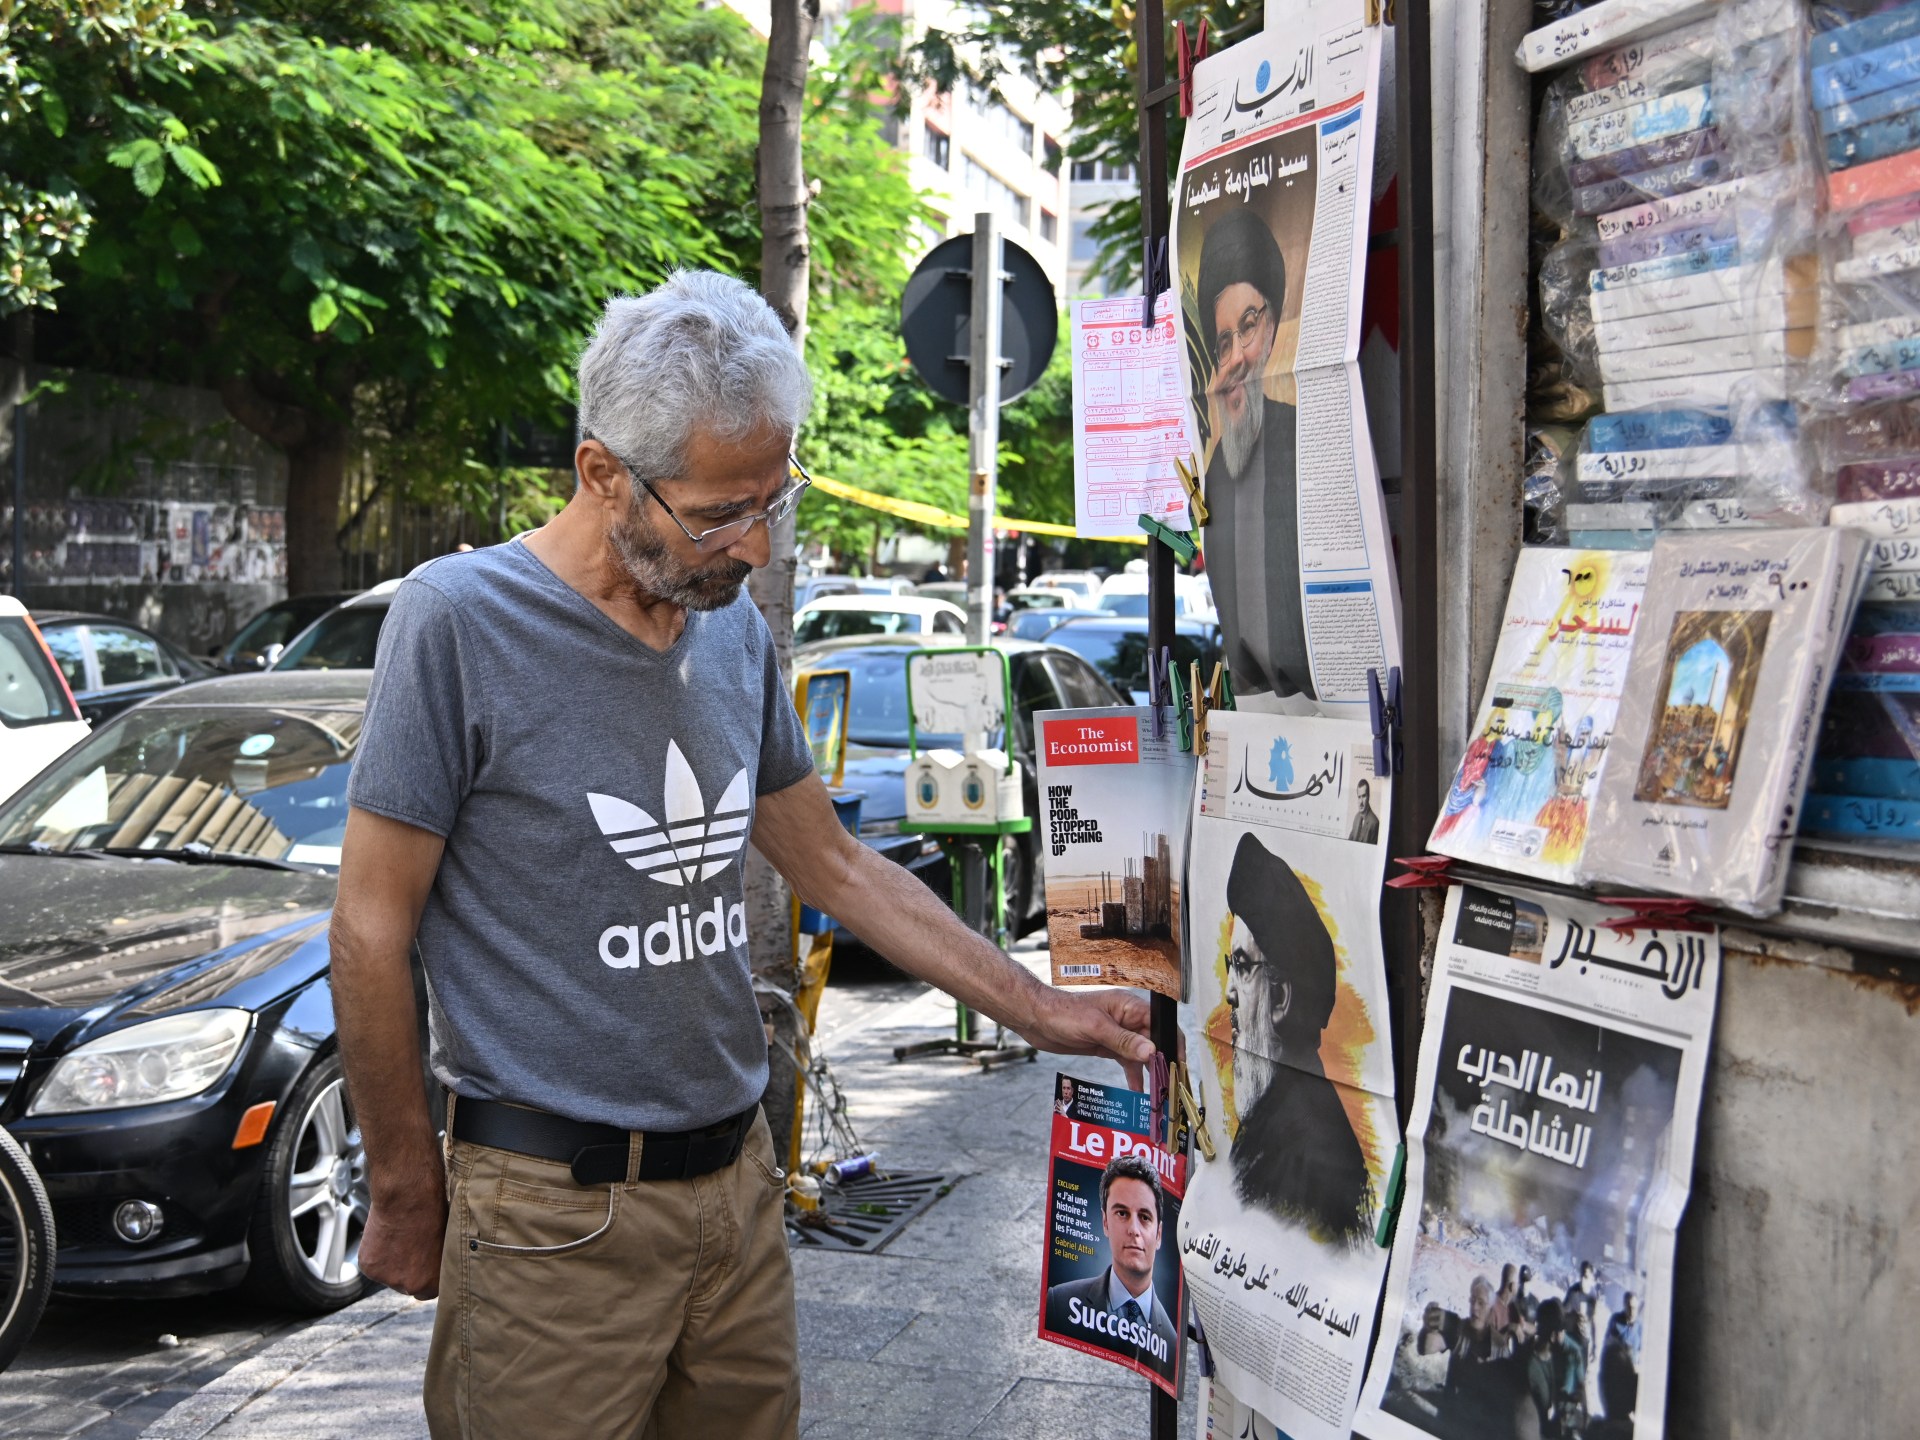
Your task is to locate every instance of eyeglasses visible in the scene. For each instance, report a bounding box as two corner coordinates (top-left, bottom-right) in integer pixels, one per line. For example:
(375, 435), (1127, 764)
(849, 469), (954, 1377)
(1226, 945), (1268, 982)
(612, 449), (813, 553)
(1213, 302), (1272, 360)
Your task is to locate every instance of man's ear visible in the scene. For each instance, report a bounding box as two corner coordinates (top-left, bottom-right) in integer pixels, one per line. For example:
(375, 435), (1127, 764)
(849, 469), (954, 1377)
(1269, 979), (1291, 1035)
(574, 440), (629, 511)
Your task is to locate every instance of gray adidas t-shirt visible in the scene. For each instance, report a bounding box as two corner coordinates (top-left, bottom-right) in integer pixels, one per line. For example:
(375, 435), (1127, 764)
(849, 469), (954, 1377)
(347, 539), (814, 1132)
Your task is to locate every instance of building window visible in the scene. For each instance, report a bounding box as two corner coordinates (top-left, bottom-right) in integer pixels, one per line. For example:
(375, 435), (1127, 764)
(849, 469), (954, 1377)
(1040, 209), (1058, 244)
(1070, 160), (1097, 183)
(1044, 137), (1063, 175)
(923, 124), (950, 170)
(1070, 219), (1100, 262)
(966, 83), (1037, 161)
(1100, 160), (1136, 183)
(963, 154), (1033, 233)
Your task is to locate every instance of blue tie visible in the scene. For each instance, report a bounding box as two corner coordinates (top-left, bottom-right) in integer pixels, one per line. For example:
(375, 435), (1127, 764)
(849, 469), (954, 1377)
(1122, 1299), (1144, 1325)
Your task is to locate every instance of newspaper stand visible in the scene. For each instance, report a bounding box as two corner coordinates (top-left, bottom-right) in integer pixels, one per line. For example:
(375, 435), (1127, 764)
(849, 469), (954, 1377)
(892, 647), (1037, 1069)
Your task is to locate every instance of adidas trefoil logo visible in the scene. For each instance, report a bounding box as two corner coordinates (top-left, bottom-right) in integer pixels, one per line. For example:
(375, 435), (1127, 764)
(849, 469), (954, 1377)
(588, 741), (751, 887)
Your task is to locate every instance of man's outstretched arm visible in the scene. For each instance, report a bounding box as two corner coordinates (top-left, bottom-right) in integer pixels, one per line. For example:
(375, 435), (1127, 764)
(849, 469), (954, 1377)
(753, 773), (1156, 1087)
(331, 806), (448, 1299)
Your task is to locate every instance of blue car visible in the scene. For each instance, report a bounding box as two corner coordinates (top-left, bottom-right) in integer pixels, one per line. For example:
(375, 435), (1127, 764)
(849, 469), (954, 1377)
(791, 634), (1129, 944)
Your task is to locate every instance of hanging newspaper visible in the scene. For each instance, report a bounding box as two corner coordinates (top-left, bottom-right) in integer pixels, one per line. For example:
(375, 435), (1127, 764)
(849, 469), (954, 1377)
(1179, 710), (1400, 1440)
(1353, 884), (1720, 1440)
(1174, 3), (1402, 717)
(1038, 1072), (1188, 1396)
(1035, 706), (1196, 1000)
(1071, 293), (1196, 537)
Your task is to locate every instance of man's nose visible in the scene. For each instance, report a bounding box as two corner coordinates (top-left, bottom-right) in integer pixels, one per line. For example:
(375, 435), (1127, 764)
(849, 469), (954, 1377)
(727, 519), (773, 568)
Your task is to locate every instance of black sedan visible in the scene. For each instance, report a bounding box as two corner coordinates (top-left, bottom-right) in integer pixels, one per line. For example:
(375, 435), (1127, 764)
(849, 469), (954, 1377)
(214, 593), (359, 671)
(1039, 615), (1223, 704)
(33, 612), (217, 726)
(0, 671), (390, 1311)
(792, 634), (1129, 942)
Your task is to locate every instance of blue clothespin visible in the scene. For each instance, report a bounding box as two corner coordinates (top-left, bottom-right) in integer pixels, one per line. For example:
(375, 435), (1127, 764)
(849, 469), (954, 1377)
(1137, 513), (1197, 563)
(1368, 666), (1404, 777)
(1147, 644), (1174, 740)
(1149, 1051), (1170, 1149)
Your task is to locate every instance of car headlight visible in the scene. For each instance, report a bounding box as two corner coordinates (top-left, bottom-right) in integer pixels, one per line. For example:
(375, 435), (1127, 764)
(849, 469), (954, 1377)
(28, 1009), (252, 1116)
(858, 818), (902, 838)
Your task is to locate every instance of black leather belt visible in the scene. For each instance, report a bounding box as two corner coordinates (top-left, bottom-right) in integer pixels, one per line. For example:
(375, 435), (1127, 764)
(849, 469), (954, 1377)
(452, 1097), (757, 1186)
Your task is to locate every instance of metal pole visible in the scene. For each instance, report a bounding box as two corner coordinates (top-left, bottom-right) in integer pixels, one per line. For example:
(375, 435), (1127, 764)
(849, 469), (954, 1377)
(1386, 0), (1440, 1122)
(966, 211), (1003, 647)
(9, 401), (23, 602)
(1134, 0), (1180, 1433)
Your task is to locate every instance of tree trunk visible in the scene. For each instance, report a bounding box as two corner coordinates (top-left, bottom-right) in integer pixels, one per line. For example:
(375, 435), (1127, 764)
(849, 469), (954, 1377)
(750, 0), (819, 1174)
(284, 429), (349, 594)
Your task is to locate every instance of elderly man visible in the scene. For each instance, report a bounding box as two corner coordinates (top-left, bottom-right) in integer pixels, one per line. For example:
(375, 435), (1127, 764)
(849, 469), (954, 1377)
(1221, 831), (1372, 1243)
(1195, 207), (1312, 704)
(1044, 1154), (1179, 1367)
(1347, 776), (1381, 843)
(330, 272), (1156, 1440)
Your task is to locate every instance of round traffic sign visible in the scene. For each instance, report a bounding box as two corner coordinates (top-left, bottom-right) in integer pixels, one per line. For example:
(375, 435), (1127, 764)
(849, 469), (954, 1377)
(900, 233), (1059, 407)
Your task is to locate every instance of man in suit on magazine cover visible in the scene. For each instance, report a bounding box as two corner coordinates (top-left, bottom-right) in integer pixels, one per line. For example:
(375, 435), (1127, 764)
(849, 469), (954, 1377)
(1045, 1154), (1178, 1363)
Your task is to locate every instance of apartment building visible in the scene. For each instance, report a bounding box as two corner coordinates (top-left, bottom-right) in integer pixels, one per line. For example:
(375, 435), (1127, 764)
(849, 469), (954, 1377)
(1064, 156), (1138, 300)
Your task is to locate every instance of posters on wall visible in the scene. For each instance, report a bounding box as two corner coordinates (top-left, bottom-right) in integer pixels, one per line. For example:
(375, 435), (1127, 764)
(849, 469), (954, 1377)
(1178, 709), (1399, 1440)
(1070, 293), (1196, 538)
(1035, 706), (1196, 1000)
(1038, 1072), (1188, 1396)
(1353, 884), (1720, 1440)
(1173, 3), (1401, 717)
(1429, 548), (1652, 884)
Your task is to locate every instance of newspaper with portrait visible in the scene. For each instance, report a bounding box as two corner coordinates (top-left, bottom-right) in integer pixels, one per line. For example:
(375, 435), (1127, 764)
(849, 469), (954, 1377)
(1353, 884), (1720, 1440)
(1178, 709), (1399, 1440)
(1038, 1072), (1188, 1396)
(1173, 0), (1400, 718)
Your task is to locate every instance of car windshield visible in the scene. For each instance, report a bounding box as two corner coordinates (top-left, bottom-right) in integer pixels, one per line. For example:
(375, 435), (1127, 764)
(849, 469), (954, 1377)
(274, 606), (387, 670)
(1045, 627), (1216, 695)
(1101, 593), (1150, 617)
(795, 609), (925, 644)
(0, 704), (361, 868)
(224, 603), (314, 663)
(808, 647), (996, 750)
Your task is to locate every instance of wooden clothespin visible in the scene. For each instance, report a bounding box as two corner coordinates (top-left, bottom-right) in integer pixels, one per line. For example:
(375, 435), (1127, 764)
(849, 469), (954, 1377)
(1175, 453), (1208, 526)
(1189, 660), (1208, 756)
(1175, 18), (1211, 116)
(1171, 1061), (1214, 1161)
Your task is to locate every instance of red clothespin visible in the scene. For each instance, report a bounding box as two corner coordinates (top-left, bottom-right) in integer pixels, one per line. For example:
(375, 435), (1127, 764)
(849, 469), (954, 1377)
(1596, 896), (1713, 935)
(1176, 18), (1212, 116)
(1385, 855), (1455, 890)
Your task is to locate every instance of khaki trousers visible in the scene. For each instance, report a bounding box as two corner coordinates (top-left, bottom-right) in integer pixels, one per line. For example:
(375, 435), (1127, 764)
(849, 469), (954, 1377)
(424, 1106), (800, 1440)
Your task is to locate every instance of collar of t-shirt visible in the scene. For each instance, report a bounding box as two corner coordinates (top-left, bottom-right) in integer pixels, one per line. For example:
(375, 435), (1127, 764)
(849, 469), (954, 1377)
(1108, 1267), (1155, 1323)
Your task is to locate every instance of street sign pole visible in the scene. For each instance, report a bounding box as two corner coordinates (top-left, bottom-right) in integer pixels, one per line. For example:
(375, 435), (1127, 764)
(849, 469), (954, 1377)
(965, 211), (1003, 650)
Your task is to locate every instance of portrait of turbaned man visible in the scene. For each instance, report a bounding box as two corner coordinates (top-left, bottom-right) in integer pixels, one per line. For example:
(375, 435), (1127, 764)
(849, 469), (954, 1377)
(1044, 1153), (1180, 1372)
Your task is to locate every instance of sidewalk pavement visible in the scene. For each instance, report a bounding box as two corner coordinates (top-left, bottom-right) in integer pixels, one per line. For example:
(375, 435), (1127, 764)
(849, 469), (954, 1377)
(143, 942), (1199, 1439)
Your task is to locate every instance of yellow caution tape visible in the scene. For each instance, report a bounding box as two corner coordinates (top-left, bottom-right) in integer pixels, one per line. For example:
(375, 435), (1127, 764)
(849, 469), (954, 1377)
(808, 471), (1146, 544)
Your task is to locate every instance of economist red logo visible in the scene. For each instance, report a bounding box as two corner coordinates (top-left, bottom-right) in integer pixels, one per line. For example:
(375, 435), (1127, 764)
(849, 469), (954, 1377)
(1042, 715), (1139, 767)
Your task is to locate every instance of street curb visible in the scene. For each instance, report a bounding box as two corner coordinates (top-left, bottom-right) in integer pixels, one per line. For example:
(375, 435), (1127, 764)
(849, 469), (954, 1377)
(139, 1288), (423, 1439)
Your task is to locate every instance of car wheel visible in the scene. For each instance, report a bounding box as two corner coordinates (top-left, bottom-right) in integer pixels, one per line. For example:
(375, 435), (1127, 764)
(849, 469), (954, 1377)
(243, 1052), (370, 1313)
(0, 1125), (55, 1372)
(1000, 833), (1031, 942)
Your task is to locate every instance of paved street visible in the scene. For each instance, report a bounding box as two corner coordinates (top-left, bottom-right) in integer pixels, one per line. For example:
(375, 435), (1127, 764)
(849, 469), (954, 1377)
(130, 937), (1196, 1437)
(0, 1293), (306, 1439)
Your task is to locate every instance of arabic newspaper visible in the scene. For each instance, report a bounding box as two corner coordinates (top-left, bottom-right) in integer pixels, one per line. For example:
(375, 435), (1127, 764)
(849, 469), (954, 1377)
(1178, 710), (1399, 1440)
(1429, 548), (1652, 885)
(1070, 293), (1195, 537)
(1038, 1072), (1188, 1396)
(1034, 706), (1196, 1000)
(1173, 2), (1402, 717)
(1353, 884), (1721, 1440)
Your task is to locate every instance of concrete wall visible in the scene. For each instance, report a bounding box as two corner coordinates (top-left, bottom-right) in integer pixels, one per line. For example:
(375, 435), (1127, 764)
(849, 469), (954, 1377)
(2, 364), (288, 655)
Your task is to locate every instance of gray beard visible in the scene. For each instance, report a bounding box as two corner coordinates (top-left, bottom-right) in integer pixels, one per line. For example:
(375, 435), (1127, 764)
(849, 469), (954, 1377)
(1233, 1042), (1275, 1114)
(1217, 381), (1265, 479)
(609, 500), (750, 612)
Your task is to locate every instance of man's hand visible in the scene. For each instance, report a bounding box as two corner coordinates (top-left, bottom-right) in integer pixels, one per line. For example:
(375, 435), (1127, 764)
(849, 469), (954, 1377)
(1014, 987), (1158, 1092)
(360, 1160), (449, 1299)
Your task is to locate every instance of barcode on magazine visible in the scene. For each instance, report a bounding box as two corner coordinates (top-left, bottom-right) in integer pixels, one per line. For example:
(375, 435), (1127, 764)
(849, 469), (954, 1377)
(1058, 964), (1104, 977)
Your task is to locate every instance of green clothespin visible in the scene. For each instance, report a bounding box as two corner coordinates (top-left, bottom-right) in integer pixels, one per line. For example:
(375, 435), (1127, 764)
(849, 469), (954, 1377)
(1169, 659), (1191, 751)
(1375, 1140), (1407, 1248)
(1137, 513), (1197, 563)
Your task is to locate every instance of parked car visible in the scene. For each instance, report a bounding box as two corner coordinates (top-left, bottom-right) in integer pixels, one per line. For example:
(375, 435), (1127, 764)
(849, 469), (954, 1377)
(1026, 571), (1105, 608)
(794, 573), (863, 609)
(33, 612), (216, 726)
(0, 670), (399, 1311)
(1096, 571), (1216, 621)
(791, 633), (1129, 942)
(215, 593), (359, 672)
(1006, 606), (1113, 642)
(0, 597), (89, 806)
(794, 595), (967, 645)
(270, 580), (404, 672)
(909, 581), (967, 606)
(1041, 616), (1224, 703)
(1003, 587), (1078, 617)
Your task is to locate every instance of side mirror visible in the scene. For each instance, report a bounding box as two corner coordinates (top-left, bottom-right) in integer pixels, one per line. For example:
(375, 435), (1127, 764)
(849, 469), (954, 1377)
(260, 644), (284, 669)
